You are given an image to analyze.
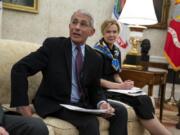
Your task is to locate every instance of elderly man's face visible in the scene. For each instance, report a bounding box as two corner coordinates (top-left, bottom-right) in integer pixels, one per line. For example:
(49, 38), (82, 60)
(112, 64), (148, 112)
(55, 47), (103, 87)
(69, 12), (95, 45)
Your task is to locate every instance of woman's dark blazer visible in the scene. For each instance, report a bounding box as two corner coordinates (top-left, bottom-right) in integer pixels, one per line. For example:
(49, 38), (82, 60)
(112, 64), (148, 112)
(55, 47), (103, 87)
(10, 37), (106, 117)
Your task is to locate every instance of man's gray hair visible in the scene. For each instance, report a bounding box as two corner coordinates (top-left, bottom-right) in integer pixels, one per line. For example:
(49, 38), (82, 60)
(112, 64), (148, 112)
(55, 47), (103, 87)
(70, 9), (94, 28)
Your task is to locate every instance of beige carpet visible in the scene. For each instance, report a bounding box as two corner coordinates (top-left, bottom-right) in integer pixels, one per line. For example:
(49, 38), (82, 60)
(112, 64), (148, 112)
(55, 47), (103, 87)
(155, 101), (180, 135)
(155, 99), (178, 124)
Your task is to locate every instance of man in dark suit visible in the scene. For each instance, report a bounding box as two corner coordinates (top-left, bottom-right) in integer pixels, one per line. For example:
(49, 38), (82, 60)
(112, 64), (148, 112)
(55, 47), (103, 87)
(0, 106), (48, 135)
(11, 9), (127, 135)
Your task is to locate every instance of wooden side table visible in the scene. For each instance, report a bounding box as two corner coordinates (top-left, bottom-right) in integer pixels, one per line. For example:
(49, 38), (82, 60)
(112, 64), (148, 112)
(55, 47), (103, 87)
(120, 67), (168, 122)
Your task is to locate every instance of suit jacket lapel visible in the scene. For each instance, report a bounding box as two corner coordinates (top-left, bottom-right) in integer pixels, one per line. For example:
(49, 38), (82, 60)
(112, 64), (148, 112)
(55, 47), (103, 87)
(64, 42), (92, 85)
(64, 38), (72, 80)
(82, 45), (91, 81)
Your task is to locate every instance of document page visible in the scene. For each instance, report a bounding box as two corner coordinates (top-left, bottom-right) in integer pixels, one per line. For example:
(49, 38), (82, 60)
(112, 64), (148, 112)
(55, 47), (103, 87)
(108, 87), (146, 96)
(60, 104), (111, 115)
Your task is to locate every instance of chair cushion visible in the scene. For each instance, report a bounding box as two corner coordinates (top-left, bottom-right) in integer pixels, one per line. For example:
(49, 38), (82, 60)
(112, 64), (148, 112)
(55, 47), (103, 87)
(0, 39), (42, 104)
(2, 104), (109, 135)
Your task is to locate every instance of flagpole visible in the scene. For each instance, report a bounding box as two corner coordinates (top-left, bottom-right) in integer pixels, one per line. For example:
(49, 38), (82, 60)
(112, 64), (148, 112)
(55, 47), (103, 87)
(165, 70), (177, 105)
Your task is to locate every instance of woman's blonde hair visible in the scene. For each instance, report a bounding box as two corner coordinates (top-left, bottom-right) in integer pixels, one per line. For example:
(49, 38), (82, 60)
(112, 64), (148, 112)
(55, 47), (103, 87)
(101, 19), (120, 35)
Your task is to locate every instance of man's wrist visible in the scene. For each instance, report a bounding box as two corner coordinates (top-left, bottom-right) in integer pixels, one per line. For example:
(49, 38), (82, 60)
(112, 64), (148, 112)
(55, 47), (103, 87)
(97, 100), (107, 109)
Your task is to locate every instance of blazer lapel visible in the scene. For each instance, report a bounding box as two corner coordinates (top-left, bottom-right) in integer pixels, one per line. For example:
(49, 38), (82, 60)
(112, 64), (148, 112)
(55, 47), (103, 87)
(82, 46), (91, 81)
(64, 38), (72, 80)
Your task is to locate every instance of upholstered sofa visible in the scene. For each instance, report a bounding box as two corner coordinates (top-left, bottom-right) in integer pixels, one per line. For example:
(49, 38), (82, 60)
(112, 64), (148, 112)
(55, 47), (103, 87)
(0, 39), (150, 135)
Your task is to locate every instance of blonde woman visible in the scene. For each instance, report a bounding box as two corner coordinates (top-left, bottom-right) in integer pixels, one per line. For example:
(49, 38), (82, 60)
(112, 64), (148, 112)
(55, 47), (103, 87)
(94, 19), (171, 135)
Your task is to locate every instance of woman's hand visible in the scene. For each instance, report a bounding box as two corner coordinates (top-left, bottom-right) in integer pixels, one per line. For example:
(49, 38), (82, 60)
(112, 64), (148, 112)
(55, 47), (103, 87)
(0, 127), (9, 135)
(118, 80), (134, 90)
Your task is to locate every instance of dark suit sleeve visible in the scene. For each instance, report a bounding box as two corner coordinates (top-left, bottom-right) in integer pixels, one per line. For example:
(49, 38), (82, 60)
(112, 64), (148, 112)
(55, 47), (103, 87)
(11, 38), (51, 107)
(89, 53), (107, 107)
(0, 106), (4, 126)
(96, 55), (107, 101)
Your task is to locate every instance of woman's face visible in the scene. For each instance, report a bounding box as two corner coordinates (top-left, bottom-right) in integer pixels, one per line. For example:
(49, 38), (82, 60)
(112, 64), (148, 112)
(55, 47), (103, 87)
(103, 24), (119, 46)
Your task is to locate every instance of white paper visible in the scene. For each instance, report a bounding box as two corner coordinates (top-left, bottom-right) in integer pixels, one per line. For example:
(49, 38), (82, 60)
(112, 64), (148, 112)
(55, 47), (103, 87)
(107, 87), (146, 96)
(60, 104), (111, 115)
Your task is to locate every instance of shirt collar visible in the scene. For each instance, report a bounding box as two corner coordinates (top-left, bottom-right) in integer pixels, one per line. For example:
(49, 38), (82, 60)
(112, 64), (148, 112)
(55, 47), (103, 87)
(71, 40), (85, 57)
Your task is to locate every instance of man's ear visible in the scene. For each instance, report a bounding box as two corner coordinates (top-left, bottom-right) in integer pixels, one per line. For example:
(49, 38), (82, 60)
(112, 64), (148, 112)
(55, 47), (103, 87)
(89, 28), (95, 37)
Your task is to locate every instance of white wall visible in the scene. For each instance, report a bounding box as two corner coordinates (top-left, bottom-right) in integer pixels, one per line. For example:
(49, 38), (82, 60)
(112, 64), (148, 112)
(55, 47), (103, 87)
(0, 1), (2, 38)
(2, 0), (113, 45)
(1, 0), (175, 60)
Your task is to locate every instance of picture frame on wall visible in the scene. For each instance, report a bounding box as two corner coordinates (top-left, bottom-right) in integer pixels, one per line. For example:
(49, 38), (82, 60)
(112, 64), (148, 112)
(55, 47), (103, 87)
(2, 0), (38, 13)
(148, 0), (170, 29)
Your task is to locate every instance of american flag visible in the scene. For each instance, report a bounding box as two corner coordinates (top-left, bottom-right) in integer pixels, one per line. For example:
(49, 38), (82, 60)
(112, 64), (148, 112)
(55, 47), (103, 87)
(164, 0), (180, 71)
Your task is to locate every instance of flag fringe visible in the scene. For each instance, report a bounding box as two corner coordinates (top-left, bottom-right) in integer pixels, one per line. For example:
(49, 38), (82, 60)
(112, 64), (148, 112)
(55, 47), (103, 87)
(164, 51), (180, 71)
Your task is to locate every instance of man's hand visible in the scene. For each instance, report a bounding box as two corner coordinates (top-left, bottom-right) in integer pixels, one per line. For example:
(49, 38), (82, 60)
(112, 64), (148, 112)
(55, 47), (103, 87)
(99, 102), (115, 118)
(0, 127), (9, 135)
(16, 106), (32, 117)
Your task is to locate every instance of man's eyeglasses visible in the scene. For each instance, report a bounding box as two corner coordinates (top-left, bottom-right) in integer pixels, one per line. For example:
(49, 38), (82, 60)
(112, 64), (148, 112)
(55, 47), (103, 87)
(71, 19), (91, 28)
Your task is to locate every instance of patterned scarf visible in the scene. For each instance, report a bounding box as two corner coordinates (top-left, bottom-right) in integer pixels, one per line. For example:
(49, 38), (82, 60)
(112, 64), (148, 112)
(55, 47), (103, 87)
(94, 39), (121, 71)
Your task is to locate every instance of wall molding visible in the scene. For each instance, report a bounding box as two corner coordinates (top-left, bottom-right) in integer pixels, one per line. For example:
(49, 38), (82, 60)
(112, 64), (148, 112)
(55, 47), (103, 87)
(150, 55), (167, 63)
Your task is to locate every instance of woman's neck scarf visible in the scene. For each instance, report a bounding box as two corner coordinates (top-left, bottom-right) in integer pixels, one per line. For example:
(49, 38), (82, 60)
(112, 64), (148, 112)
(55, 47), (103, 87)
(94, 39), (121, 71)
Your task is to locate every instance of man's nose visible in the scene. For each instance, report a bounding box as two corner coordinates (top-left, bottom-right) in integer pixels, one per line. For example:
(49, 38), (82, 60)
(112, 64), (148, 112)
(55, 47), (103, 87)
(109, 32), (114, 36)
(75, 23), (81, 29)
